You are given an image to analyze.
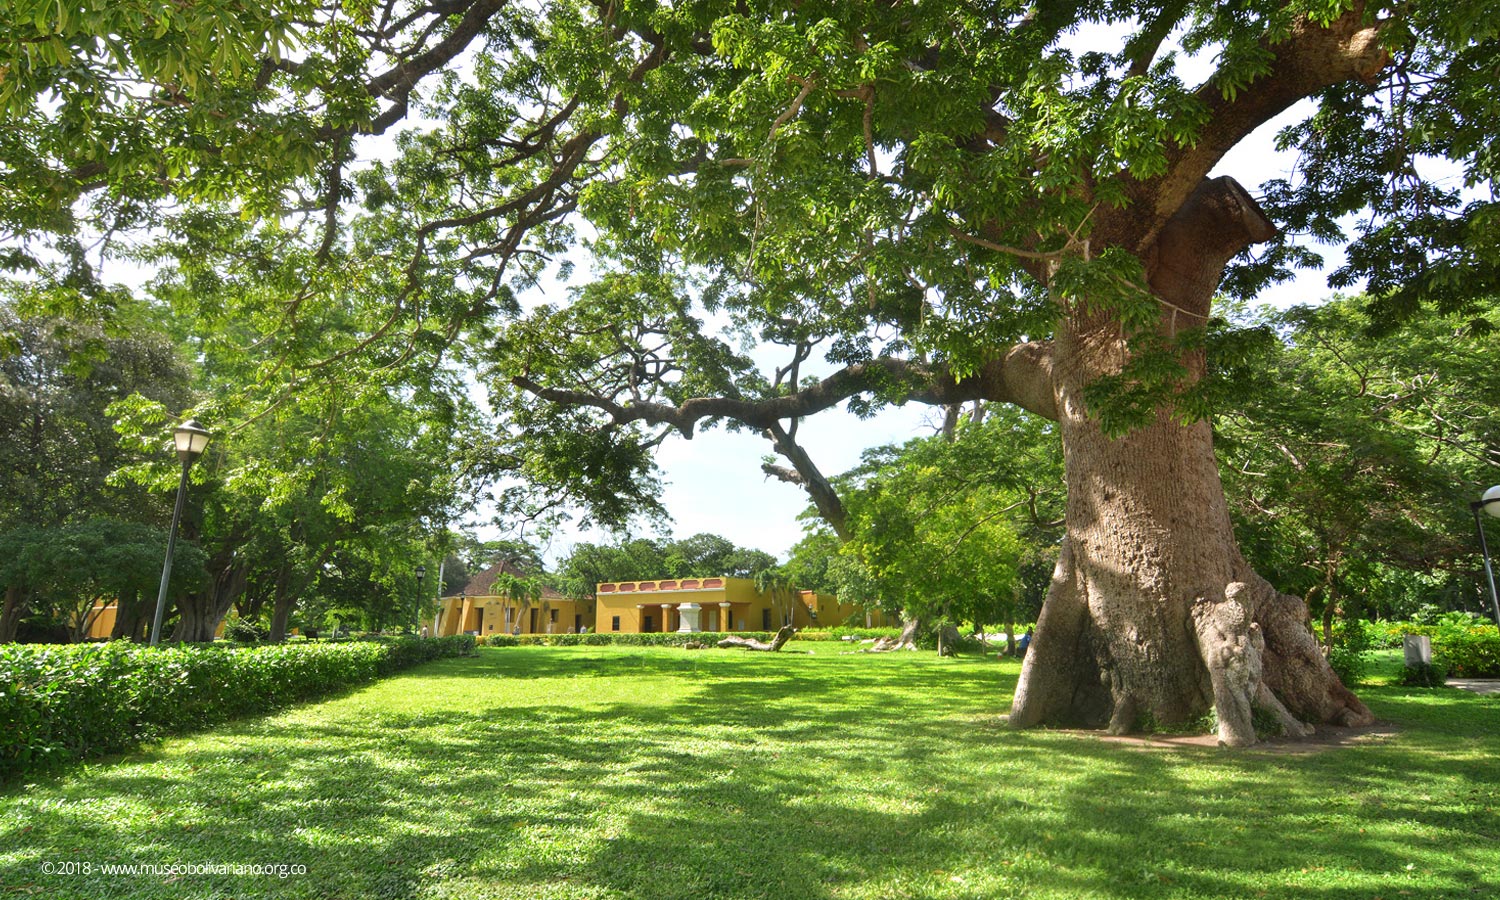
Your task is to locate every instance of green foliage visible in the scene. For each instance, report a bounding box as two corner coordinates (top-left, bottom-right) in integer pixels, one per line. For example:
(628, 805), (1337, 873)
(810, 406), (1062, 628)
(814, 626), (905, 642)
(1216, 296), (1500, 623)
(1325, 619), (1373, 685)
(1401, 661), (1450, 687)
(1431, 628), (1500, 678)
(1364, 618), (1500, 678)
(0, 302), (191, 528)
(0, 636), (474, 781)
(4, 0), (1500, 548)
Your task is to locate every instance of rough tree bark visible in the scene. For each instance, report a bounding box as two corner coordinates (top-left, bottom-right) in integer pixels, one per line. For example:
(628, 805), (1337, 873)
(173, 558), (249, 642)
(1009, 177), (1374, 745)
(936, 623), (961, 657)
(0, 585), (25, 643)
(268, 563), (297, 643)
(110, 588), (148, 641)
(866, 618), (923, 653)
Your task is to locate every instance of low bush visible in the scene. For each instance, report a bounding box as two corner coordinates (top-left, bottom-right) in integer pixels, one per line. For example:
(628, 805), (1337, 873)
(474, 630), (921, 648)
(1431, 628), (1500, 678)
(1326, 620), (1373, 685)
(819, 626), (905, 641)
(1401, 661), (1449, 687)
(0, 635), (474, 781)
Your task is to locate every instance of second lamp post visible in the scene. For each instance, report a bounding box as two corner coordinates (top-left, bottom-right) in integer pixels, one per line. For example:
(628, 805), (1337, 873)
(150, 419), (212, 646)
(1471, 485), (1500, 628)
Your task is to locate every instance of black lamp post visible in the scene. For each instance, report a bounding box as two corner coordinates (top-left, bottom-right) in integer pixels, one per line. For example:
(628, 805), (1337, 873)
(150, 419), (211, 646)
(1471, 485), (1500, 628)
(415, 564), (427, 633)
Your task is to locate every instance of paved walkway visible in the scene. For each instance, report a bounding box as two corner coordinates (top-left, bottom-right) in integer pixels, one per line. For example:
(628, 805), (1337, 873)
(1448, 679), (1500, 695)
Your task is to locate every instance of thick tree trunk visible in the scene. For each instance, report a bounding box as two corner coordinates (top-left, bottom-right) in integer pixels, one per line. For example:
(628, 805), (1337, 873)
(937, 623), (961, 657)
(269, 581), (295, 642)
(172, 559), (248, 643)
(110, 588), (148, 641)
(1009, 177), (1373, 746)
(0, 585), (25, 643)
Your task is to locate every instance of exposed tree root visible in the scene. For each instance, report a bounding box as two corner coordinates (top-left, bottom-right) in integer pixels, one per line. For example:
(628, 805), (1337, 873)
(863, 619), (923, 653)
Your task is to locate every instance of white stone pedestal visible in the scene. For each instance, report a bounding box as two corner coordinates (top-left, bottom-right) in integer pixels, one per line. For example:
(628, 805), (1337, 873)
(676, 602), (703, 633)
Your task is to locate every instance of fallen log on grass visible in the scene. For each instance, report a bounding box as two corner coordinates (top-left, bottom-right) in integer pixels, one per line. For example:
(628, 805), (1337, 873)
(718, 625), (796, 652)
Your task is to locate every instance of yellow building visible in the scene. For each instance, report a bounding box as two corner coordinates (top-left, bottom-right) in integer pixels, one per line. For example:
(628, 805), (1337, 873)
(84, 603), (116, 640)
(594, 578), (882, 633)
(435, 562), (593, 638)
(802, 592), (901, 629)
(81, 602), (228, 641)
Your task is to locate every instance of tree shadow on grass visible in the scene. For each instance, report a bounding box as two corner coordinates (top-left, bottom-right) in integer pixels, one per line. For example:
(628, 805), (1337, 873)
(1, 652), (1496, 899)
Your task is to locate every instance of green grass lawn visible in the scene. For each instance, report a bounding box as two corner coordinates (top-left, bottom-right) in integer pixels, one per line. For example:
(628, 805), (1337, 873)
(2, 645), (1496, 899)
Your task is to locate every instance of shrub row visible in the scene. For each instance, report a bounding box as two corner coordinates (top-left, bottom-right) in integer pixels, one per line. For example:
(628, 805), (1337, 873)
(474, 627), (1005, 653)
(0, 635), (474, 781)
(1429, 628), (1500, 678)
(474, 629), (921, 648)
(1366, 620), (1500, 678)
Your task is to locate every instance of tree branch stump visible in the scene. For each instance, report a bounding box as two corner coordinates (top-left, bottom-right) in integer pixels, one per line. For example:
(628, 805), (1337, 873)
(864, 618), (923, 652)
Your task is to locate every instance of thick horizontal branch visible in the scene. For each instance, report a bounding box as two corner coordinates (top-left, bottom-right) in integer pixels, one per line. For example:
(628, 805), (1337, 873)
(512, 340), (1057, 437)
(1099, 5), (1390, 252)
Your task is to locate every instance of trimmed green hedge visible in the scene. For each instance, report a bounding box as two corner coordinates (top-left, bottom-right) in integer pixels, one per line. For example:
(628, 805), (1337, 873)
(476, 630), (906, 647)
(475, 627), (1004, 653)
(1367, 620), (1500, 678)
(0, 635), (474, 781)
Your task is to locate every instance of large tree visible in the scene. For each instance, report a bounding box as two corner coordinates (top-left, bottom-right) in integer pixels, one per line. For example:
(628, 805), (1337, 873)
(1216, 296), (1500, 628)
(8, 2), (1497, 742)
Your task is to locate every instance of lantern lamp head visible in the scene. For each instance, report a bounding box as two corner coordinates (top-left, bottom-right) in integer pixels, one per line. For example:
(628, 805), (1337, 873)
(173, 419), (212, 464)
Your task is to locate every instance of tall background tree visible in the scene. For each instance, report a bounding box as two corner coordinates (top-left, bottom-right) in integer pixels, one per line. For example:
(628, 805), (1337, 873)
(0, 295), (194, 640)
(1215, 295), (1500, 632)
(6, 2), (1499, 742)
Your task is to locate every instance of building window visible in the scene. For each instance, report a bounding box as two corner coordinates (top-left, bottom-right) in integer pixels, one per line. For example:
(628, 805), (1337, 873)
(611, 616), (621, 632)
(549, 609), (558, 623)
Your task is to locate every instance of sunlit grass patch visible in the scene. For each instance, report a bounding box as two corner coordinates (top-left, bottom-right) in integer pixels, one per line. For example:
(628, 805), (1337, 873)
(2, 645), (1496, 899)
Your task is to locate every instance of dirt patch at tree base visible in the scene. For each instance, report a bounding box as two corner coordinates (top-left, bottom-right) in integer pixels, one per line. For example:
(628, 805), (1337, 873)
(986, 716), (1400, 753)
(1086, 721), (1400, 753)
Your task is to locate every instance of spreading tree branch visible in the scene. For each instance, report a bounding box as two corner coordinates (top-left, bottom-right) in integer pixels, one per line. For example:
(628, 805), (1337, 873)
(512, 339), (1057, 440)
